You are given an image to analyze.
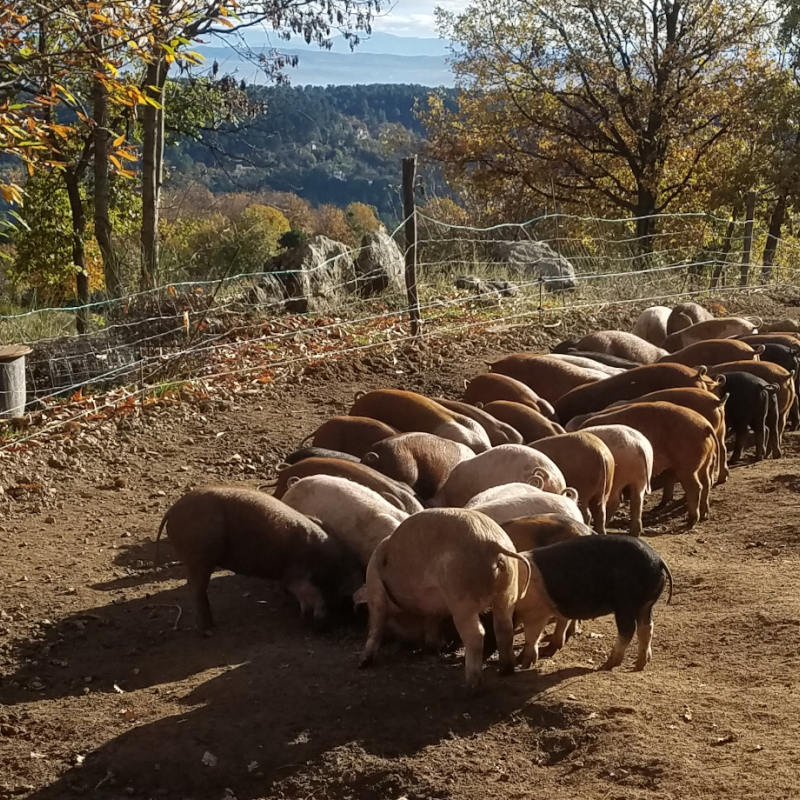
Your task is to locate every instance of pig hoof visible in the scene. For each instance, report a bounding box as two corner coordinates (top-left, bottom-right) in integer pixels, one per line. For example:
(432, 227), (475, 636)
(539, 645), (558, 659)
(358, 654), (375, 669)
(497, 663), (516, 677)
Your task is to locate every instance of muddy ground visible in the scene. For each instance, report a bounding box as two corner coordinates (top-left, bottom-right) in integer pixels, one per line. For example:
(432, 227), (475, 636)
(2, 296), (800, 800)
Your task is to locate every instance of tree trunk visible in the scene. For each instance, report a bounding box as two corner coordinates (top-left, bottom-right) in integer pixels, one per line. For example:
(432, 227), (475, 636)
(92, 35), (121, 299)
(633, 189), (657, 266)
(761, 193), (787, 284)
(140, 56), (169, 290)
(63, 170), (89, 335)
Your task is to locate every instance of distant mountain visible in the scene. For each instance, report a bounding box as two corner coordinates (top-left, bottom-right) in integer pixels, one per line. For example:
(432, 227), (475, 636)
(193, 35), (454, 87)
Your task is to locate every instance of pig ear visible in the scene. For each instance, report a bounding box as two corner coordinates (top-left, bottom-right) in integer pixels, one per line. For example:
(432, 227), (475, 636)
(562, 487), (579, 502)
(362, 452), (379, 468)
(352, 585), (368, 605)
(474, 401), (485, 409)
(755, 345), (766, 355)
(380, 492), (405, 511)
(696, 365), (708, 377)
(719, 393), (730, 407)
(276, 461), (291, 472)
(715, 374), (726, 388)
(286, 476), (301, 488)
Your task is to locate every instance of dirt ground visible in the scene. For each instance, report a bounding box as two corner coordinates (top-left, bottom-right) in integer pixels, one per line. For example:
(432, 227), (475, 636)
(2, 299), (800, 800)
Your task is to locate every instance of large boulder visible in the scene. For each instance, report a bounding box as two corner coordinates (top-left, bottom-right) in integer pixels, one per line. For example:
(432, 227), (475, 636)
(494, 240), (577, 290)
(266, 235), (356, 312)
(355, 231), (405, 296)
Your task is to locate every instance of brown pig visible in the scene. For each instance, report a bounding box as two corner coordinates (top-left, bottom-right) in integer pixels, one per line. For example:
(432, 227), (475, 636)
(528, 432), (616, 534)
(576, 402), (717, 527)
(554, 362), (717, 423)
(362, 432), (475, 501)
(358, 508), (531, 687)
(657, 338), (761, 368)
(488, 354), (607, 404)
(270, 457), (423, 514)
(433, 397), (524, 445)
(302, 416), (399, 459)
(482, 400), (566, 442)
(661, 316), (762, 352)
(602, 387), (730, 483)
(575, 331), (667, 364)
(350, 389), (491, 453)
(462, 373), (556, 418)
(156, 487), (363, 632)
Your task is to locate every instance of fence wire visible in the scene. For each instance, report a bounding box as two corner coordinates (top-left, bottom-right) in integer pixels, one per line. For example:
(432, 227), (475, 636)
(1, 210), (798, 450)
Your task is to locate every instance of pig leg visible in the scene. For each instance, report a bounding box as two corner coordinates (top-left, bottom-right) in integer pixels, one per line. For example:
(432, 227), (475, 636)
(360, 585), (390, 667)
(588, 495), (607, 535)
(629, 485), (645, 537)
(605, 487), (622, 520)
(491, 605), (517, 676)
(186, 566), (214, 633)
(540, 616), (573, 658)
(699, 458), (713, 521)
(517, 608), (552, 669)
(286, 578), (327, 628)
(654, 471), (676, 510)
(755, 405), (767, 461)
(730, 426), (746, 463)
(634, 603), (656, 671)
(679, 470), (702, 528)
(715, 429), (729, 483)
(423, 616), (444, 652)
(600, 612), (636, 671)
(451, 610), (486, 689)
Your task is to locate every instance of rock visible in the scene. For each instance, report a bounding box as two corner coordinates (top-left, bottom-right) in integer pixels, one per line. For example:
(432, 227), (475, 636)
(44, 516), (55, 524)
(245, 275), (285, 309)
(113, 476), (128, 489)
(47, 456), (67, 470)
(493, 240), (578, 290)
(354, 231), (405, 296)
(455, 275), (517, 298)
(265, 235), (356, 312)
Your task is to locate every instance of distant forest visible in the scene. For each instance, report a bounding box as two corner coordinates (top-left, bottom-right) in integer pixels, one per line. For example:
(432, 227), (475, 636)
(166, 84), (458, 220)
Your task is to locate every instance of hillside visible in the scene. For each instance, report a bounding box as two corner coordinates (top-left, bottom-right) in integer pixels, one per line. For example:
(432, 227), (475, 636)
(166, 83), (458, 218)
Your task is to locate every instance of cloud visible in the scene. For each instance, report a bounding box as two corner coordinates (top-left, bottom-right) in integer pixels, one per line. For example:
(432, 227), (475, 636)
(372, 0), (468, 36)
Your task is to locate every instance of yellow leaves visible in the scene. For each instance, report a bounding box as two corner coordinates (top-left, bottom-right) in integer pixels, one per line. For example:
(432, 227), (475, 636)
(1, 183), (23, 204)
(113, 133), (126, 148)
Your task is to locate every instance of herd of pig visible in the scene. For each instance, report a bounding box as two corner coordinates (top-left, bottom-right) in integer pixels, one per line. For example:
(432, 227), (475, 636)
(156, 302), (800, 688)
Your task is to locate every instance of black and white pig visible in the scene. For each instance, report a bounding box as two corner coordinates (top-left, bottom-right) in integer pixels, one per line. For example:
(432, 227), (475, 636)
(514, 535), (673, 671)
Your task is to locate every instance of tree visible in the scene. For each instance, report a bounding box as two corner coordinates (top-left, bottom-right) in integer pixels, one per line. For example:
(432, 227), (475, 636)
(346, 201), (382, 238)
(423, 0), (773, 253)
(134, 0), (382, 289)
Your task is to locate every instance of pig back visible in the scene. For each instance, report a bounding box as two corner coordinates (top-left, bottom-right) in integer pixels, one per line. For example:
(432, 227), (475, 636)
(164, 487), (331, 581)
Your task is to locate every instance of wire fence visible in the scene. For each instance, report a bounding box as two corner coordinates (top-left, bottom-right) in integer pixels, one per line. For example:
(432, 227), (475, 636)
(1, 209), (799, 449)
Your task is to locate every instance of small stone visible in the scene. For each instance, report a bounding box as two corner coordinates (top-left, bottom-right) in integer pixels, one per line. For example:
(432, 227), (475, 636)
(44, 516), (55, 525)
(114, 476), (128, 489)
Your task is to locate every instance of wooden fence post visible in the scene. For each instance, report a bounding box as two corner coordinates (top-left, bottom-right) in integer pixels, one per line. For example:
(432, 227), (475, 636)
(739, 190), (756, 287)
(402, 156), (421, 338)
